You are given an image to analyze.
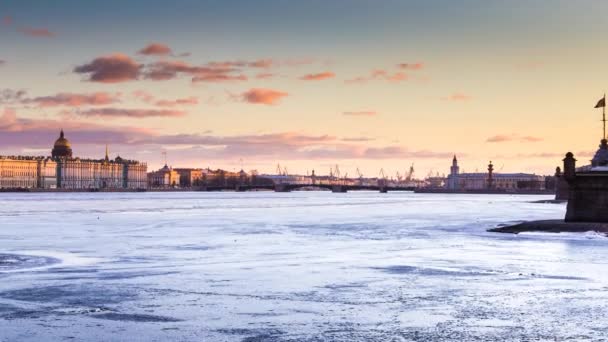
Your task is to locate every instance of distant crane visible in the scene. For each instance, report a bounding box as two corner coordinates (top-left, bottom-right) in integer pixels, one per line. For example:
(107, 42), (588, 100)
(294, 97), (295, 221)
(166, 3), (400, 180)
(275, 164), (288, 176)
(379, 168), (388, 187)
(405, 164), (415, 182)
(356, 168), (364, 185)
(396, 171), (403, 183)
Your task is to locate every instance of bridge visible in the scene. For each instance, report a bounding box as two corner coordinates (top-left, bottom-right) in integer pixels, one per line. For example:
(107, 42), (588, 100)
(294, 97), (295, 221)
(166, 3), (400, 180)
(194, 183), (415, 193)
(186, 164), (418, 193)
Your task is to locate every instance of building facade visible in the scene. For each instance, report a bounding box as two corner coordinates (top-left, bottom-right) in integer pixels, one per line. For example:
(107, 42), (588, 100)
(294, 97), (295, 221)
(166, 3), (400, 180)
(446, 156), (545, 191)
(0, 130), (147, 190)
(147, 164), (181, 188)
(174, 168), (204, 187)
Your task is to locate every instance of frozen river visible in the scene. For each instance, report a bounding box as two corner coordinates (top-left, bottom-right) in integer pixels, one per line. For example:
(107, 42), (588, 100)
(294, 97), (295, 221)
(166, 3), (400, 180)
(0, 191), (607, 341)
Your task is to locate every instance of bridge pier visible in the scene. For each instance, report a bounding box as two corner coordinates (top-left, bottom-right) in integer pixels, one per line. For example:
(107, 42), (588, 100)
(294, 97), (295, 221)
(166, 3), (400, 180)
(331, 185), (348, 193)
(274, 184), (291, 192)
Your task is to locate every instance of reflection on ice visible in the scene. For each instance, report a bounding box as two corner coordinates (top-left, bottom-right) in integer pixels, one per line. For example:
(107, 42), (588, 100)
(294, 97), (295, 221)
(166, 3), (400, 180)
(0, 192), (606, 341)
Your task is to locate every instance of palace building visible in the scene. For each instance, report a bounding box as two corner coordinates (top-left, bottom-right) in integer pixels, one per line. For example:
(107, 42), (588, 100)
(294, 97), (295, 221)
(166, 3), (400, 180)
(0, 130), (147, 190)
(446, 155), (545, 191)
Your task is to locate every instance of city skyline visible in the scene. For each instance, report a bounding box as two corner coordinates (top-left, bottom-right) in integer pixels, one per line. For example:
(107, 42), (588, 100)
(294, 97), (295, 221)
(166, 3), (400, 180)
(1, 0), (607, 176)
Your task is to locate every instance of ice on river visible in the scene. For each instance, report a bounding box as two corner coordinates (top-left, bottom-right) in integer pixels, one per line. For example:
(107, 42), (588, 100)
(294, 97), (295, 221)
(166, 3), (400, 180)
(0, 192), (607, 341)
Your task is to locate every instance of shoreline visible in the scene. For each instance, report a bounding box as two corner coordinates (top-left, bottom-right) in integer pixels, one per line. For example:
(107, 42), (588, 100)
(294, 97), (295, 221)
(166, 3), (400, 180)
(488, 220), (608, 234)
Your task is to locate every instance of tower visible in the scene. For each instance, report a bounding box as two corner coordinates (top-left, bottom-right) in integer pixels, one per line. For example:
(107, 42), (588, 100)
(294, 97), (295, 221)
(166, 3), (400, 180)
(448, 155), (459, 190)
(487, 161), (494, 189)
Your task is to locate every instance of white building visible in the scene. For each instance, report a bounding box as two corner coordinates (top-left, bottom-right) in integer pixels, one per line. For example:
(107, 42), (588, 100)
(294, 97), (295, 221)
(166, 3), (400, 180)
(446, 156), (545, 191)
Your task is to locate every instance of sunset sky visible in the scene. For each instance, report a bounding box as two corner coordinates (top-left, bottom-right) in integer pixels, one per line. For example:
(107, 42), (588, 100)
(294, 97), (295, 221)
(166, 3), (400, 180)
(2, 0), (608, 177)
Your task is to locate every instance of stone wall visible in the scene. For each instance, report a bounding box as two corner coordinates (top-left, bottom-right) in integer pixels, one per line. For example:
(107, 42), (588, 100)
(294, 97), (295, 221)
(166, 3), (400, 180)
(565, 172), (608, 222)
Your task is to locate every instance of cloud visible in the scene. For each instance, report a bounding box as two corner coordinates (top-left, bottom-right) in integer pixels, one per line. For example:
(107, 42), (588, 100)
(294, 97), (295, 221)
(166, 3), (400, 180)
(18, 27), (55, 37)
(74, 108), (186, 119)
(486, 135), (512, 143)
(74, 54), (142, 83)
(2, 16), (12, 26)
(131, 91), (198, 107)
(192, 73), (247, 83)
(241, 88), (288, 105)
(255, 72), (275, 79)
(143, 60), (246, 82)
(342, 111), (377, 117)
(0, 60), (5, 66)
(341, 137), (375, 142)
(397, 62), (425, 70)
(138, 43), (172, 56)
(248, 59), (274, 68)
(363, 146), (453, 159)
(300, 71), (335, 81)
(486, 134), (543, 143)
(132, 90), (155, 103)
(0, 109), (454, 164)
(25, 92), (120, 107)
(0, 108), (153, 148)
(155, 97), (198, 107)
(0, 89), (27, 104)
(520, 135), (543, 142)
(346, 69), (408, 83)
(444, 93), (472, 101)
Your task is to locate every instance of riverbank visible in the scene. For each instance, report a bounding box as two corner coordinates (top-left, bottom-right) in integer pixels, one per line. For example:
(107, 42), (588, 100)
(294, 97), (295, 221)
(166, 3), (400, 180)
(489, 220), (608, 234)
(415, 188), (555, 195)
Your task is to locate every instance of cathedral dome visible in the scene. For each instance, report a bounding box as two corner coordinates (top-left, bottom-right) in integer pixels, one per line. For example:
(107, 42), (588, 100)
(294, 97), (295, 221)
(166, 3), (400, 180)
(52, 130), (73, 158)
(591, 139), (608, 168)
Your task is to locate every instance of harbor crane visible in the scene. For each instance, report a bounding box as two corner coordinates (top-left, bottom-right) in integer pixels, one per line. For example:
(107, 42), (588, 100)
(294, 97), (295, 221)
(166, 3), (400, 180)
(356, 168), (364, 185)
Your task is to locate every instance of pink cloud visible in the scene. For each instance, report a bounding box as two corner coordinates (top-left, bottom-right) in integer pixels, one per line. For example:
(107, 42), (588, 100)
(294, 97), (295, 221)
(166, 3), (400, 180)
(26, 92), (120, 107)
(0, 108), (154, 148)
(74, 54), (142, 83)
(255, 72), (275, 79)
(486, 134), (543, 143)
(155, 97), (198, 107)
(241, 88), (288, 105)
(0, 109), (454, 163)
(0, 60), (5, 66)
(346, 69), (408, 83)
(192, 73), (247, 83)
(2, 16), (11, 26)
(138, 43), (173, 56)
(486, 135), (512, 143)
(342, 111), (377, 117)
(143, 60), (245, 83)
(248, 59), (274, 68)
(397, 62), (425, 70)
(132, 92), (198, 107)
(444, 93), (472, 101)
(74, 108), (186, 119)
(300, 71), (336, 81)
(132, 90), (155, 103)
(521, 135), (543, 142)
(18, 27), (55, 37)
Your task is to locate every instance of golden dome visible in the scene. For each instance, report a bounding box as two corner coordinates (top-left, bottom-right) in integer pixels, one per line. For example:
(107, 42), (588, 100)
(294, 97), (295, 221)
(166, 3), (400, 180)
(54, 133), (71, 148)
(52, 129), (73, 158)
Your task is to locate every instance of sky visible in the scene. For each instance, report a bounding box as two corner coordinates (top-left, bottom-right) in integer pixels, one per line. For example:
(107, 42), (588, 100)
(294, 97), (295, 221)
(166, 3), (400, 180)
(1, 0), (608, 178)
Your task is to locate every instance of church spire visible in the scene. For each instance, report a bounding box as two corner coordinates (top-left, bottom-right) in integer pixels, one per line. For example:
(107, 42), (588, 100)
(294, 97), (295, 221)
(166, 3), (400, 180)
(105, 144), (109, 161)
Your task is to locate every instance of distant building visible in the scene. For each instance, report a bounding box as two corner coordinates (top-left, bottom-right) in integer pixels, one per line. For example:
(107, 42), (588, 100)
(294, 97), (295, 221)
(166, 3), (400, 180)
(174, 168), (204, 187)
(147, 164), (180, 188)
(446, 156), (545, 191)
(0, 130), (147, 189)
(0, 156), (57, 189)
